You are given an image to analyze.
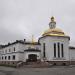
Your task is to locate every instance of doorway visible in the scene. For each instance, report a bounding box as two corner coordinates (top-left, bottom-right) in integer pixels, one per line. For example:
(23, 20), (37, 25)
(28, 54), (37, 62)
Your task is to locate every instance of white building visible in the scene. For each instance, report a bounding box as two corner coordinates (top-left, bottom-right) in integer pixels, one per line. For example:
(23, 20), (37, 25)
(0, 17), (75, 66)
(0, 40), (41, 65)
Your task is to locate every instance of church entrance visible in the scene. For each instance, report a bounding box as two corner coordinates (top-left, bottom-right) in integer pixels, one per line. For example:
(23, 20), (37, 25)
(28, 54), (37, 62)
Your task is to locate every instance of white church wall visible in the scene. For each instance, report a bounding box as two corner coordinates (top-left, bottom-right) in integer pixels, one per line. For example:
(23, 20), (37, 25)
(25, 44), (41, 50)
(39, 36), (69, 61)
(39, 38), (44, 59)
(69, 49), (75, 61)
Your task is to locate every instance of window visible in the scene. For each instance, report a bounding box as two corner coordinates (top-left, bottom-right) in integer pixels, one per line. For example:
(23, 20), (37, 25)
(5, 50), (7, 53)
(58, 43), (60, 58)
(14, 47), (15, 52)
(8, 56), (10, 60)
(43, 43), (46, 58)
(5, 56), (7, 60)
(9, 49), (11, 52)
(12, 55), (15, 60)
(54, 43), (56, 57)
(61, 44), (64, 57)
(2, 56), (3, 60)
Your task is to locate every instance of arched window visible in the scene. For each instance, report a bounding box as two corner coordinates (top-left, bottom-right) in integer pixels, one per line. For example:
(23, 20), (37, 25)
(43, 43), (46, 58)
(9, 49), (11, 52)
(5, 50), (7, 53)
(2, 56), (3, 60)
(58, 43), (60, 58)
(54, 43), (56, 57)
(5, 56), (7, 60)
(61, 44), (64, 57)
(8, 56), (10, 60)
(12, 55), (15, 60)
(14, 47), (15, 52)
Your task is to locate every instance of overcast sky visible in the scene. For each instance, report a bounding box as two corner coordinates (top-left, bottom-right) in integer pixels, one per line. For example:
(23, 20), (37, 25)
(0, 0), (75, 45)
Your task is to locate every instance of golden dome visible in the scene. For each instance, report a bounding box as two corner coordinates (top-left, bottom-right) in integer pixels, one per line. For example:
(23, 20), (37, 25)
(42, 28), (65, 36)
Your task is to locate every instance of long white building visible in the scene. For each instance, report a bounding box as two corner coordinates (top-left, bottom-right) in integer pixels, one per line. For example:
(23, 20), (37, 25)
(0, 17), (75, 66)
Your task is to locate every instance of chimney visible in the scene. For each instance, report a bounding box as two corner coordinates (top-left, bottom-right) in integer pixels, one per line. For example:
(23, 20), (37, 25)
(24, 39), (26, 42)
(8, 42), (10, 45)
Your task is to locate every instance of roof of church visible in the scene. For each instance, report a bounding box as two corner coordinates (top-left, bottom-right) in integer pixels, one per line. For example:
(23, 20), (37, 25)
(42, 28), (65, 36)
(39, 35), (70, 41)
(24, 48), (41, 52)
(0, 40), (40, 49)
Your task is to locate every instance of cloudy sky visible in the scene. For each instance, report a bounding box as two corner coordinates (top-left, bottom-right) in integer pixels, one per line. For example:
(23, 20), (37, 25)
(0, 0), (75, 45)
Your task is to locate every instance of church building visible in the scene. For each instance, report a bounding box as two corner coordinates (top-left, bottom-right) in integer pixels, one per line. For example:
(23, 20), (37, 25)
(0, 17), (75, 66)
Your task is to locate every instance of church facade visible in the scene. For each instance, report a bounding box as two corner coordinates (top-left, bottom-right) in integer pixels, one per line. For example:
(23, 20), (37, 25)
(0, 17), (75, 66)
